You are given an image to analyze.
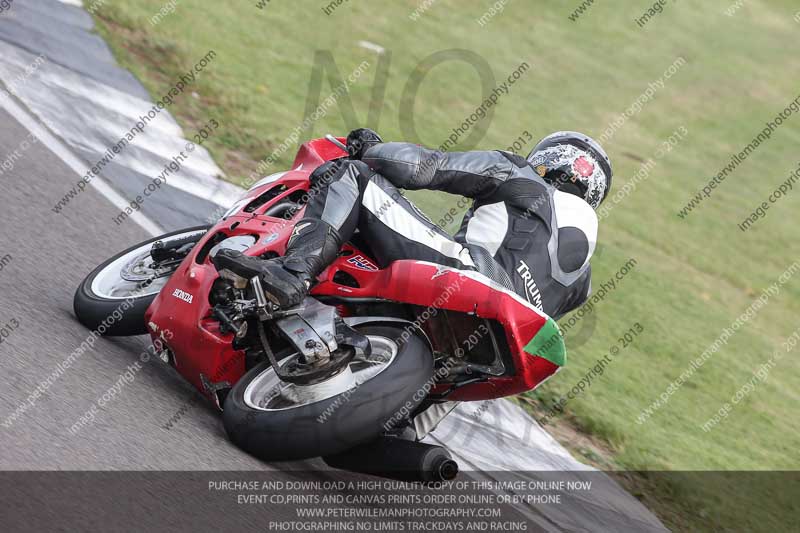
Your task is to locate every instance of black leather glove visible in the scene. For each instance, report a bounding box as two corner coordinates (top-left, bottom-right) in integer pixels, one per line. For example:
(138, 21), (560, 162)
(346, 128), (382, 160)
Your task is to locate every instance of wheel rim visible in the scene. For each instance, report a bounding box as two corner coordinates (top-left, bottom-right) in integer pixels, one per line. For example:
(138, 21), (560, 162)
(243, 335), (399, 411)
(90, 230), (205, 300)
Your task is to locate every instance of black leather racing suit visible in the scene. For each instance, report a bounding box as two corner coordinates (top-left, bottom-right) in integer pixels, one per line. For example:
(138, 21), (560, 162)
(300, 142), (596, 319)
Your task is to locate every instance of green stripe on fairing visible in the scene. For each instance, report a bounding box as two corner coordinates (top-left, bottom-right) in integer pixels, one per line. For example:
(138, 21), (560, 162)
(523, 318), (566, 367)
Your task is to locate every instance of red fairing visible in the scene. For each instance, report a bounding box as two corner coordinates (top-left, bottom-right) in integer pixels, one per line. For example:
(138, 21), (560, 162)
(145, 137), (558, 404)
(313, 261), (560, 401)
(145, 258), (243, 398)
(291, 137), (349, 168)
(144, 140), (344, 400)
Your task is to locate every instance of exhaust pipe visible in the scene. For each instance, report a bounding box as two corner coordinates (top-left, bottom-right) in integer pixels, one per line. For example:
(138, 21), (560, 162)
(323, 437), (459, 482)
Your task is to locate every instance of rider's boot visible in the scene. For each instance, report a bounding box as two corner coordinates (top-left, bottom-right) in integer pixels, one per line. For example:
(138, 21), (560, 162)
(212, 219), (342, 308)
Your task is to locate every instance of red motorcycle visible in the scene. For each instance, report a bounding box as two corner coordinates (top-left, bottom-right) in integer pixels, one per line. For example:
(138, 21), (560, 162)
(74, 135), (565, 478)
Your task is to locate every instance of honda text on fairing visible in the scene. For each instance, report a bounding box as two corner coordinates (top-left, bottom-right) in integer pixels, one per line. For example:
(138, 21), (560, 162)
(74, 136), (566, 480)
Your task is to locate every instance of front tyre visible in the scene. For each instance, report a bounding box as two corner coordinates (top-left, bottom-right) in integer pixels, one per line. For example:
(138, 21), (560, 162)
(73, 226), (209, 336)
(223, 325), (434, 462)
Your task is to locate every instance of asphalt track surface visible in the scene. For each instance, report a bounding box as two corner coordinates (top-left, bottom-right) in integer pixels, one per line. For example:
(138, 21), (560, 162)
(0, 106), (351, 530)
(0, 106), (268, 470)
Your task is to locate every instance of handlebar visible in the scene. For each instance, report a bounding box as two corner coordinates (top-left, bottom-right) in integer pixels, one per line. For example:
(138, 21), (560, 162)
(324, 134), (348, 152)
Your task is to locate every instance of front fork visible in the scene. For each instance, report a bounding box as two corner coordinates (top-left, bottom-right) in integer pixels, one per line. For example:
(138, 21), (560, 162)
(260, 296), (371, 386)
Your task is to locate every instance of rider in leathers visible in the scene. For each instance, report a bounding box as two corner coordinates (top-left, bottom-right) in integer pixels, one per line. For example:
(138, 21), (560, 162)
(214, 129), (612, 320)
(213, 129), (612, 438)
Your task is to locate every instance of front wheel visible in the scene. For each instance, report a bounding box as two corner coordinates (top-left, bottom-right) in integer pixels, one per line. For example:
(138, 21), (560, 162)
(73, 226), (209, 336)
(223, 325), (434, 462)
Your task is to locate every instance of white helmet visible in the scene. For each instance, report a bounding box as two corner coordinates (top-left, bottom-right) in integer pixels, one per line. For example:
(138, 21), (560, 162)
(527, 131), (613, 210)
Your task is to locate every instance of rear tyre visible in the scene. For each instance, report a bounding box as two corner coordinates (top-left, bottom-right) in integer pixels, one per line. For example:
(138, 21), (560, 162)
(73, 226), (208, 336)
(223, 325), (434, 461)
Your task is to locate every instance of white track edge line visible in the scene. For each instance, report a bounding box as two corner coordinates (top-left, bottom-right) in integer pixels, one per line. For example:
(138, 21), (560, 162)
(0, 91), (164, 237)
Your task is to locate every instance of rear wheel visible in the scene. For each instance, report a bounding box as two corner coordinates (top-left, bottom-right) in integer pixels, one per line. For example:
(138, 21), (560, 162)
(73, 226), (208, 336)
(223, 325), (434, 461)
